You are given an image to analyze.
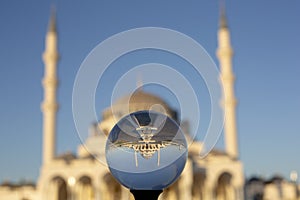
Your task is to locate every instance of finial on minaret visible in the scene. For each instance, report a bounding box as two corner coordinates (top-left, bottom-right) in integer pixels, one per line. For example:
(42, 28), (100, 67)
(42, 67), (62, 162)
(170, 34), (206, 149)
(48, 6), (57, 32)
(219, 0), (228, 29)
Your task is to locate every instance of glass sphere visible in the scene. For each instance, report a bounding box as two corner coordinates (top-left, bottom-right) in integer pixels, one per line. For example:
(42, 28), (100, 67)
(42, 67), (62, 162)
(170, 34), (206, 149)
(105, 110), (188, 190)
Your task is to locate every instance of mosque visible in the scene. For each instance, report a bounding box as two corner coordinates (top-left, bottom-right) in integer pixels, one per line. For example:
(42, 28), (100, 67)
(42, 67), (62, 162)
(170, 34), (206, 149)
(0, 7), (246, 200)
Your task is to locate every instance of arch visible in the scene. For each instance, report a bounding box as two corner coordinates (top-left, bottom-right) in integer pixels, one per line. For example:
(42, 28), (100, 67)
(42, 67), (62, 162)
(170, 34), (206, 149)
(162, 179), (180, 200)
(49, 174), (67, 182)
(49, 176), (68, 200)
(214, 172), (235, 200)
(76, 175), (94, 200)
(78, 175), (92, 184)
(192, 172), (206, 199)
(102, 173), (122, 200)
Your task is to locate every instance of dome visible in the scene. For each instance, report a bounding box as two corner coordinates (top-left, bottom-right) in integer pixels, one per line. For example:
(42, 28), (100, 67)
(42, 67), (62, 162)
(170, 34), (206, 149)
(113, 90), (174, 117)
(114, 90), (169, 108)
(101, 90), (177, 122)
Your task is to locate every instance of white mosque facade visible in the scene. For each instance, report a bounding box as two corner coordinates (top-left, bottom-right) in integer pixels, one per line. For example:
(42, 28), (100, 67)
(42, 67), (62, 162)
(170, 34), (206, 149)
(0, 9), (247, 200)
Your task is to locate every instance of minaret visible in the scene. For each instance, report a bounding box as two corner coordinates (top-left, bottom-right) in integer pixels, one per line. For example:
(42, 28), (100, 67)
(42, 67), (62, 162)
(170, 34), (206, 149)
(217, 6), (239, 159)
(41, 9), (59, 165)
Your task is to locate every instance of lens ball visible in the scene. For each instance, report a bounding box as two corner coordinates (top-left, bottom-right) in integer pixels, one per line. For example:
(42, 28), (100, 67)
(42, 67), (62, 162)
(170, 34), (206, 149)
(105, 110), (188, 190)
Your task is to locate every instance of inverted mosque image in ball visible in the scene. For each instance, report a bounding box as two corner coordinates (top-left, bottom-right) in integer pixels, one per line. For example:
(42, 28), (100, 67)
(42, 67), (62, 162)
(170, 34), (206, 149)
(105, 110), (188, 190)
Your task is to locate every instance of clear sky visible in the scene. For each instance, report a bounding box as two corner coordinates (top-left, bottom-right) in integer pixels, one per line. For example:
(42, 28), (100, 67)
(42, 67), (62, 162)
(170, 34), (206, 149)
(0, 0), (299, 183)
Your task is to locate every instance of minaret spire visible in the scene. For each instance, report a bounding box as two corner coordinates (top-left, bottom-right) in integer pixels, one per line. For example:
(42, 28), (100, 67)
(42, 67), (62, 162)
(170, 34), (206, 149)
(216, 3), (239, 159)
(41, 9), (59, 164)
(48, 6), (57, 32)
(219, 1), (228, 29)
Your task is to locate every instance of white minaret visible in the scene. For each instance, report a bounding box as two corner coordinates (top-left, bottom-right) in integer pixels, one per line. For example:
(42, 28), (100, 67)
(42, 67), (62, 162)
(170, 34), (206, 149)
(41, 10), (59, 165)
(217, 7), (239, 159)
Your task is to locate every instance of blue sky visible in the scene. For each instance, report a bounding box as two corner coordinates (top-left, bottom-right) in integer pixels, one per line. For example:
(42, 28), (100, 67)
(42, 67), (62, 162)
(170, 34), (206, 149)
(0, 0), (299, 182)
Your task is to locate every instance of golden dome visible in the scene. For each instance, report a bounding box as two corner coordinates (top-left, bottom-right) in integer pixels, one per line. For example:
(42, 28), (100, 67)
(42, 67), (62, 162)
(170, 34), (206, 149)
(102, 90), (177, 121)
(114, 90), (169, 108)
